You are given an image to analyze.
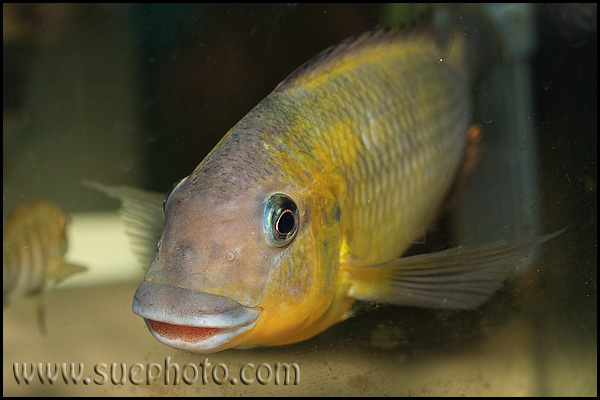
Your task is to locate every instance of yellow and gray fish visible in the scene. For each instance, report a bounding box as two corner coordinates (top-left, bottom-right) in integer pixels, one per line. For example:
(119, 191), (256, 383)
(3, 201), (87, 332)
(99, 27), (563, 353)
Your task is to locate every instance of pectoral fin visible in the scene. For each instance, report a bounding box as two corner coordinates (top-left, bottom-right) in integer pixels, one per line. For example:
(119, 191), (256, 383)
(24, 293), (47, 335)
(82, 181), (165, 268)
(35, 294), (47, 335)
(347, 229), (564, 310)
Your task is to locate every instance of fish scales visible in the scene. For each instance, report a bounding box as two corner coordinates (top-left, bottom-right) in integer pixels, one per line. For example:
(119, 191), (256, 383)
(193, 30), (470, 265)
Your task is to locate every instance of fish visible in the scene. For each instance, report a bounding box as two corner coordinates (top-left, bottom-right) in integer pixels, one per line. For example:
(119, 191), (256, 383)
(3, 201), (87, 333)
(93, 26), (563, 353)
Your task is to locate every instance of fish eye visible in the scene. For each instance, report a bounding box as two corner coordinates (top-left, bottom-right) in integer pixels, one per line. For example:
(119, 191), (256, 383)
(264, 193), (299, 247)
(163, 177), (186, 216)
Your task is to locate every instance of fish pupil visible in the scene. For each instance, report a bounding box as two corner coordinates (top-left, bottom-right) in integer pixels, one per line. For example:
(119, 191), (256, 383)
(265, 193), (299, 247)
(276, 210), (295, 236)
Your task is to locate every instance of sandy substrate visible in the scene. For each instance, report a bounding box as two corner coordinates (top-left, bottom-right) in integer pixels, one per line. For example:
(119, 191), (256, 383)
(4, 280), (596, 396)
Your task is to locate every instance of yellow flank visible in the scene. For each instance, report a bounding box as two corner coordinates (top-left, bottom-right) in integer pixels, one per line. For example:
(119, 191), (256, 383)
(272, 30), (470, 263)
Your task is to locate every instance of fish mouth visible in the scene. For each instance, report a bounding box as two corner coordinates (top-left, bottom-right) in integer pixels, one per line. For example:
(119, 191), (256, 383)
(132, 281), (261, 353)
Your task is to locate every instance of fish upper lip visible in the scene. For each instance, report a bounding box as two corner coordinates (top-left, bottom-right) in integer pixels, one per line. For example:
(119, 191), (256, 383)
(132, 281), (261, 328)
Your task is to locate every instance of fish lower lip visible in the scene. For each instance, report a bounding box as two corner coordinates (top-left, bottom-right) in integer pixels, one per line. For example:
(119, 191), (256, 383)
(132, 281), (261, 352)
(146, 320), (226, 342)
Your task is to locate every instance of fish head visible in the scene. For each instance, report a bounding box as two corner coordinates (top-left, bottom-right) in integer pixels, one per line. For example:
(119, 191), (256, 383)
(132, 173), (345, 353)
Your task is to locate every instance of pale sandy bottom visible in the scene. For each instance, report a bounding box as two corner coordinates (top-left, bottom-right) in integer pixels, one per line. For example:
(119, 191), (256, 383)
(3, 281), (595, 396)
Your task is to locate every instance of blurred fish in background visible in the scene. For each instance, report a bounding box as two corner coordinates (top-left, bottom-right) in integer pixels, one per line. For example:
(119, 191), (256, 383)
(3, 201), (86, 333)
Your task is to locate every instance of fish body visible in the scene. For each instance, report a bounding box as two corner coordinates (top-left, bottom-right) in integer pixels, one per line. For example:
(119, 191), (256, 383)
(129, 28), (560, 353)
(3, 201), (86, 331)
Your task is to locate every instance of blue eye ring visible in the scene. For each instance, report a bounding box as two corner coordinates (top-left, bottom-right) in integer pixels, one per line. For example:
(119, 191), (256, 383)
(264, 193), (299, 247)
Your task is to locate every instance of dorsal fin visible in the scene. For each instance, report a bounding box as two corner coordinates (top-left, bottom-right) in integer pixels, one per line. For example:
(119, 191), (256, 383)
(274, 28), (433, 92)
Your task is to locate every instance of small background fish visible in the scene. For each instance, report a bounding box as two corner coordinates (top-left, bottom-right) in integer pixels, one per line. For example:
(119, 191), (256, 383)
(3, 201), (87, 333)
